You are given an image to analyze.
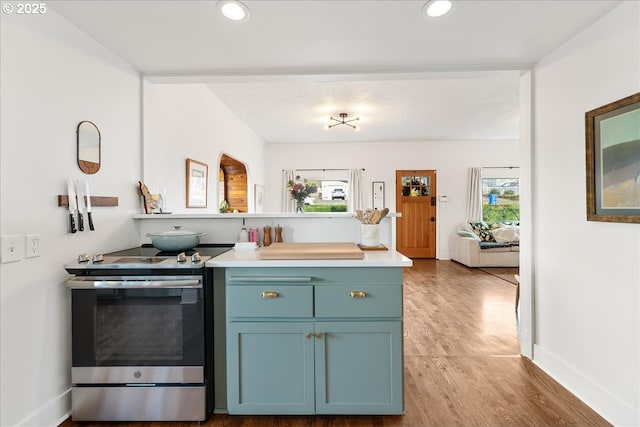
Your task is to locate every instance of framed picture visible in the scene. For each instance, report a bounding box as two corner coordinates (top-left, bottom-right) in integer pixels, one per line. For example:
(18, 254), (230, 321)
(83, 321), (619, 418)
(254, 184), (264, 213)
(586, 92), (640, 223)
(186, 158), (208, 208)
(372, 181), (385, 209)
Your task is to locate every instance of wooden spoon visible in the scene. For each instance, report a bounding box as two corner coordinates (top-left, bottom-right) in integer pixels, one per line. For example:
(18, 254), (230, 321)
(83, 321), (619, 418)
(377, 207), (390, 223)
(370, 209), (381, 224)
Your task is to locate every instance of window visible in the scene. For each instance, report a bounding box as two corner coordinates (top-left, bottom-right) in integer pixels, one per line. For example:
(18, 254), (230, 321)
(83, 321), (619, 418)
(292, 169), (350, 213)
(482, 178), (520, 222)
(303, 179), (348, 212)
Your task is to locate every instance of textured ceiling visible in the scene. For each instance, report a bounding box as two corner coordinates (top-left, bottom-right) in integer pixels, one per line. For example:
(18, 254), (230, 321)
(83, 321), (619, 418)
(205, 71), (521, 143)
(50, 0), (622, 143)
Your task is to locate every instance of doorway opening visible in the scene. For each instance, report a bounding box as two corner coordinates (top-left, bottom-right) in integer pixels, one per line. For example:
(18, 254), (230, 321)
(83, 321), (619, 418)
(219, 154), (248, 212)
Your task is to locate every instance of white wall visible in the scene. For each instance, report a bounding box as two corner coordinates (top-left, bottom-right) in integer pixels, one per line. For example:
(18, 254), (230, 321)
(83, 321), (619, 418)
(532, 2), (639, 425)
(265, 140), (519, 259)
(142, 83), (266, 214)
(0, 11), (142, 427)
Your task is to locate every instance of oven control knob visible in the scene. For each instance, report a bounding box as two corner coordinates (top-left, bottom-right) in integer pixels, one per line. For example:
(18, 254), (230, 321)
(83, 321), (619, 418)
(176, 252), (187, 263)
(77, 254), (91, 263)
(92, 254), (104, 263)
(134, 371), (142, 379)
(191, 252), (201, 262)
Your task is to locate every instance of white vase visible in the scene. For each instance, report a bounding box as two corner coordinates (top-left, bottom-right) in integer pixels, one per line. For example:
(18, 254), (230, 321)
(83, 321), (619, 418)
(360, 224), (381, 247)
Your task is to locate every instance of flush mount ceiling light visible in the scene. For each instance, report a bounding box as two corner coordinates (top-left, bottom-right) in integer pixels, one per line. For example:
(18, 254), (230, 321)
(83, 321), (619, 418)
(218, 0), (250, 21)
(327, 113), (360, 130)
(421, 0), (453, 18)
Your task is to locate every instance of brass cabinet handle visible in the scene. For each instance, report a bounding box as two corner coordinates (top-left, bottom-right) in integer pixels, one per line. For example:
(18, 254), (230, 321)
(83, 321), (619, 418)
(349, 291), (367, 298)
(261, 291), (279, 298)
(305, 332), (324, 339)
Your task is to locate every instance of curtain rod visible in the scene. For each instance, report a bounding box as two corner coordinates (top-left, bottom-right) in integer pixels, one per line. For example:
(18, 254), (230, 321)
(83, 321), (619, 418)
(283, 168), (365, 171)
(482, 166), (519, 169)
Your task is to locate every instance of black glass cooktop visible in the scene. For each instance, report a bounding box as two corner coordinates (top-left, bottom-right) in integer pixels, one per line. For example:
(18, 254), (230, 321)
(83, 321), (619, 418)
(106, 244), (233, 258)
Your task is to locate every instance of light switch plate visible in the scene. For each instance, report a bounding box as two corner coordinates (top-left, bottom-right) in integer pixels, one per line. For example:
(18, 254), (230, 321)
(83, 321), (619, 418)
(1, 235), (24, 263)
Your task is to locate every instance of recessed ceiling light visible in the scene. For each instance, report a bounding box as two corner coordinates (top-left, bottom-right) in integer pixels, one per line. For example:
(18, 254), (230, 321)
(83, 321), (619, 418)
(218, 0), (250, 21)
(422, 0), (453, 18)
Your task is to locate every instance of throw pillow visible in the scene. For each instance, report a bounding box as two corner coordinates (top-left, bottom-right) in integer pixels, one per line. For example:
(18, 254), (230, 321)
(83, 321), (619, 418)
(493, 225), (520, 243)
(469, 222), (496, 242)
(457, 230), (480, 239)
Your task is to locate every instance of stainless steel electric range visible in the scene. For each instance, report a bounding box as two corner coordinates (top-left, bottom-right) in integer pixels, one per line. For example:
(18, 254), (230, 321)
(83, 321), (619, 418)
(65, 244), (231, 422)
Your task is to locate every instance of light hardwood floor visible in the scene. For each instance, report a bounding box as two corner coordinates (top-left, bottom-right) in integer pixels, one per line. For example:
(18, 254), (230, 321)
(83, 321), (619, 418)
(62, 260), (610, 427)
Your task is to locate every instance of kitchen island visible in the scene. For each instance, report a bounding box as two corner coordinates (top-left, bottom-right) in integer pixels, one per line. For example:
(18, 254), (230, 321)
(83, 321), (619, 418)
(207, 246), (411, 415)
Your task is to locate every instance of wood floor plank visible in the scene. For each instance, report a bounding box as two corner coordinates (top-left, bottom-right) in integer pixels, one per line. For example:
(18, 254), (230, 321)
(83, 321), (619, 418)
(61, 260), (610, 427)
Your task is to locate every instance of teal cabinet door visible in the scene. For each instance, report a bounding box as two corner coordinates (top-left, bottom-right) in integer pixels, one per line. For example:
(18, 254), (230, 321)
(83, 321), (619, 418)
(314, 321), (403, 414)
(226, 322), (315, 414)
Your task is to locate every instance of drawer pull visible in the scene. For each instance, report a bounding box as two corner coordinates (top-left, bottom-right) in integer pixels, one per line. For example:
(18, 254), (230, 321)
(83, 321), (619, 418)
(305, 332), (313, 339)
(349, 291), (367, 298)
(315, 332), (324, 339)
(261, 291), (280, 298)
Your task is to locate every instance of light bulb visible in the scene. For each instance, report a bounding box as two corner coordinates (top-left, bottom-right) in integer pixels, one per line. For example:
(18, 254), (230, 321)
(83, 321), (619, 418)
(219, 1), (249, 21)
(423, 0), (453, 18)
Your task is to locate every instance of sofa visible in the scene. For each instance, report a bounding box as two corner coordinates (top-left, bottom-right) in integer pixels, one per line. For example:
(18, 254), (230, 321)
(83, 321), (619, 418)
(449, 222), (519, 267)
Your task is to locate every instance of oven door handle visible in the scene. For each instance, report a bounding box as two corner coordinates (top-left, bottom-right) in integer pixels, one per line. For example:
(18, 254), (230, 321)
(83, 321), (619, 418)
(66, 279), (202, 289)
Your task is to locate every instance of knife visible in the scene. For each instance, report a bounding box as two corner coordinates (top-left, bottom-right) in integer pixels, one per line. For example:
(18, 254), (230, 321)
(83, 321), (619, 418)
(66, 179), (77, 233)
(76, 180), (85, 231)
(85, 180), (95, 231)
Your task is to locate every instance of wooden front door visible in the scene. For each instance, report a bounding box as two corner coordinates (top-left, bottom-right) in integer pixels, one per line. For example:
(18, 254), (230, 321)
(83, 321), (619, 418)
(395, 170), (437, 258)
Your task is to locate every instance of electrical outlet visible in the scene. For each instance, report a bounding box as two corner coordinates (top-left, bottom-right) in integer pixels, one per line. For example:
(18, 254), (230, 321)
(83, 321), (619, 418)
(1, 235), (24, 263)
(25, 234), (42, 258)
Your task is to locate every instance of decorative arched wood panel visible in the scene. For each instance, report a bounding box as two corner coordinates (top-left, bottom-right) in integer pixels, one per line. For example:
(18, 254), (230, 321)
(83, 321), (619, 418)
(219, 154), (248, 212)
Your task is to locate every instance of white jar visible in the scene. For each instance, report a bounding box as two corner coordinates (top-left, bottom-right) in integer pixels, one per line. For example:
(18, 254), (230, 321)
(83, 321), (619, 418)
(360, 224), (380, 247)
(238, 226), (249, 242)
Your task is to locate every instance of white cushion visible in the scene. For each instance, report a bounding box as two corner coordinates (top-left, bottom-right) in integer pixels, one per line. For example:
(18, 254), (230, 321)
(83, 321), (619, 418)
(492, 225), (520, 243)
(456, 230), (480, 239)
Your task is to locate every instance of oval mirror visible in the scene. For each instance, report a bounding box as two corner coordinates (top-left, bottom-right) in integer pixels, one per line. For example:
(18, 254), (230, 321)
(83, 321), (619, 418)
(77, 121), (101, 174)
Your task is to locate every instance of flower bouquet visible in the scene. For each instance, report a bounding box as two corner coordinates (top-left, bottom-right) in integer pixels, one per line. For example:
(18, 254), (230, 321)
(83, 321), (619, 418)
(287, 176), (317, 213)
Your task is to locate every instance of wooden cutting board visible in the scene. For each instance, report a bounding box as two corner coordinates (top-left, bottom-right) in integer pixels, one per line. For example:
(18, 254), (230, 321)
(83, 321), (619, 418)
(259, 242), (364, 260)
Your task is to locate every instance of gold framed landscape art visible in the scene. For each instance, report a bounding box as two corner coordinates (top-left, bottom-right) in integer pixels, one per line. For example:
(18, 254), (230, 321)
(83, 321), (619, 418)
(586, 92), (640, 223)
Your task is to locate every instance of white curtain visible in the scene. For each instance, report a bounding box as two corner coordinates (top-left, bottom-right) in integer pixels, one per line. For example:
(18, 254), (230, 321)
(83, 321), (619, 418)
(281, 169), (295, 212)
(348, 169), (363, 212)
(466, 167), (483, 222)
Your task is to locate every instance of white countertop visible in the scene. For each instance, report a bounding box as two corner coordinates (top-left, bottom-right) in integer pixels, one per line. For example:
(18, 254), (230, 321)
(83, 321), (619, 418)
(207, 247), (413, 268)
(133, 212), (401, 220)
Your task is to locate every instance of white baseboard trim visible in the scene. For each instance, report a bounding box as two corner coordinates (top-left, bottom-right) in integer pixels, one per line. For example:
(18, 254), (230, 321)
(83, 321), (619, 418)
(533, 344), (639, 427)
(15, 388), (71, 427)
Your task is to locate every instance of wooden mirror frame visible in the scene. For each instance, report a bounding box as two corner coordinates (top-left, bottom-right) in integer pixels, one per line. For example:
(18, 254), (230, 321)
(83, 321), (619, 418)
(77, 121), (101, 174)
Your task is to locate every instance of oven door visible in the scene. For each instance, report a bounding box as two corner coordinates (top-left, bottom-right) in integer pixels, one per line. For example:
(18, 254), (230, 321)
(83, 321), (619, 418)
(68, 276), (205, 384)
